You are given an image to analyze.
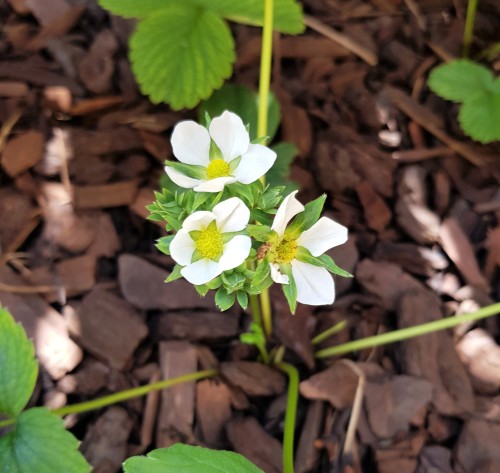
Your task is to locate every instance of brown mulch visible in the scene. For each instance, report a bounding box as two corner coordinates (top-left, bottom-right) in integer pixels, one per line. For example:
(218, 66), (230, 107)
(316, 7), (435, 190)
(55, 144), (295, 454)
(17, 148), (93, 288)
(1, 1), (500, 472)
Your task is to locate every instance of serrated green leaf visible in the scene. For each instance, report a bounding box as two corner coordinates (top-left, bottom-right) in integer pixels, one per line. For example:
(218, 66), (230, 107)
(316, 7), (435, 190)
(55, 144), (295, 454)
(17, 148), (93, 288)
(458, 91), (500, 143)
(124, 443), (263, 473)
(215, 287), (235, 311)
(428, 59), (494, 102)
(198, 83), (281, 140)
(0, 408), (91, 473)
(0, 307), (38, 417)
(98, 0), (171, 18)
(130, 5), (235, 109)
(286, 194), (326, 238)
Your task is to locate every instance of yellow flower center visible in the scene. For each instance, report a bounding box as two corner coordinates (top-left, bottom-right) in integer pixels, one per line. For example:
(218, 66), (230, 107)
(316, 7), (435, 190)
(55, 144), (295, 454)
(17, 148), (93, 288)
(274, 238), (298, 264)
(206, 159), (231, 180)
(196, 227), (223, 260)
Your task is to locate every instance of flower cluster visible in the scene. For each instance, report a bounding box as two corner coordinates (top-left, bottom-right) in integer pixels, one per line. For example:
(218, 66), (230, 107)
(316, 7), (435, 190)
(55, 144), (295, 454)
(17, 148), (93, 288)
(150, 111), (350, 313)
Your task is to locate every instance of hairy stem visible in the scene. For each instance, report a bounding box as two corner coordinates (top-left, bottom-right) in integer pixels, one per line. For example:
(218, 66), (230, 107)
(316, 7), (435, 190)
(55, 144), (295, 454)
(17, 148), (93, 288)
(463, 0), (479, 57)
(316, 303), (500, 359)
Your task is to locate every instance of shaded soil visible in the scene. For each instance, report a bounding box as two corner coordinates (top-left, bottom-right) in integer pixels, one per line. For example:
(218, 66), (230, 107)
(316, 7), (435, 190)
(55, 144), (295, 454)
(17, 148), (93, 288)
(1, 1), (500, 472)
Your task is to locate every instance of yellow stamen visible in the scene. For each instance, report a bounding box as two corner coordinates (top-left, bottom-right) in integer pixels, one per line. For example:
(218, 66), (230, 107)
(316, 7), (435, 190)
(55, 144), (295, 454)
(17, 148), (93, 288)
(274, 238), (298, 264)
(206, 159), (231, 180)
(196, 227), (223, 260)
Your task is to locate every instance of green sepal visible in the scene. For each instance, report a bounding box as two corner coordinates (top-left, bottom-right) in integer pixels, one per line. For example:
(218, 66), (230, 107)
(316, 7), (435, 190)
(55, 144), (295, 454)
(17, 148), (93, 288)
(286, 194), (326, 238)
(295, 247), (353, 278)
(206, 277), (223, 290)
(166, 264), (183, 282)
(195, 284), (209, 297)
(246, 224), (273, 241)
(156, 235), (174, 255)
(253, 261), (271, 287)
(281, 264), (297, 314)
(236, 291), (249, 309)
(165, 161), (206, 179)
(215, 287), (236, 311)
(251, 209), (274, 227)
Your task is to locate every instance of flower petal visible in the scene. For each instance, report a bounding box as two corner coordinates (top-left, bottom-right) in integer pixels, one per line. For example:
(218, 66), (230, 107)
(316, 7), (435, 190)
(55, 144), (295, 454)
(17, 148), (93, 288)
(165, 166), (201, 189)
(171, 120), (210, 166)
(271, 191), (305, 236)
(297, 217), (348, 256)
(182, 211), (215, 232)
(218, 235), (252, 272)
(193, 176), (237, 193)
(181, 258), (221, 285)
(291, 260), (335, 305)
(232, 144), (277, 184)
(169, 230), (195, 266)
(270, 263), (289, 284)
(209, 111), (250, 162)
(213, 197), (250, 233)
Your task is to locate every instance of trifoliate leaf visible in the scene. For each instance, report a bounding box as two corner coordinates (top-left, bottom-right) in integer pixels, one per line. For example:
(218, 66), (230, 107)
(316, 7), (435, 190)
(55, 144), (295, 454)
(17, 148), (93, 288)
(124, 443), (264, 473)
(0, 408), (91, 473)
(198, 83), (281, 140)
(130, 5), (235, 109)
(428, 59), (494, 102)
(0, 307), (38, 417)
(458, 91), (500, 143)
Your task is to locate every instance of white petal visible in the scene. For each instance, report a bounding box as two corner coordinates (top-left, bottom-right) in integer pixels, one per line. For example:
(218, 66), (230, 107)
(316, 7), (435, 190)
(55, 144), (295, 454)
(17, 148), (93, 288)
(171, 120), (210, 166)
(182, 211), (215, 232)
(181, 258), (221, 285)
(232, 144), (277, 184)
(271, 191), (305, 236)
(218, 235), (252, 272)
(165, 166), (201, 189)
(193, 176), (237, 193)
(270, 263), (289, 284)
(213, 197), (250, 233)
(297, 217), (348, 256)
(291, 260), (335, 306)
(209, 111), (250, 162)
(169, 230), (195, 266)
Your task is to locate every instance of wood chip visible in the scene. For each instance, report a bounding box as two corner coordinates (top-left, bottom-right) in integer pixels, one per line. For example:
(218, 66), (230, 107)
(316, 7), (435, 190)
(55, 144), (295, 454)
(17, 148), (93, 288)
(86, 212), (121, 257)
(416, 446), (453, 473)
(1, 130), (44, 177)
(156, 341), (197, 447)
(295, 401), (324, 473)
(66, 288), (148, 370)
(69, 126), (142, 157)
(0, 81), (29, 97)
(356, 181), (392, 233)
(57, 359), (110, 396)
(73, 180), (139, 209)
(220, 362), (286, 397)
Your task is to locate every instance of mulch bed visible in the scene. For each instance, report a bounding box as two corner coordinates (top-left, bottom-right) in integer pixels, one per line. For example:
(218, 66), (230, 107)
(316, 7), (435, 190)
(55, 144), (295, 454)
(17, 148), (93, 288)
(1, 0), (500, 472)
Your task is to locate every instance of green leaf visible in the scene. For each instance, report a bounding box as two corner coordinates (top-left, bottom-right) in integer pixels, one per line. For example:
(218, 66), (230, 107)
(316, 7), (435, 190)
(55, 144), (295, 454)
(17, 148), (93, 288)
(253, 261), (271, 286)
(247, 224), (273, 241)
(130, 5), (235, 109)
(295, 248), (353, 278)
(156, 235), (174, 256)
(0, 307), (38, 417)
(215, 287), (235, 311)
(198, 83), (281, 140)
(458, 91), (500, 143)
(281, 265), (297, 314)
(286, 194), (326, 238)
(0, 408), (91, 473)
(237, 291), (249, 309)
(124, 443), (264, 473)
(98, 0), (171, 18)
(428, 59), (495, 102)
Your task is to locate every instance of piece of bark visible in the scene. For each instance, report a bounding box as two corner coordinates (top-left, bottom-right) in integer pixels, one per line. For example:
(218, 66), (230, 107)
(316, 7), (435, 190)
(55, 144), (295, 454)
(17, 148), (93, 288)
(138, 129), (171, 163)
(69, 127), (142, 157)
(439, 217), (489, 291)
(66, 289), (148, 370)
(86, 212), (121, 257)
(69, 96), (123, 117)
(456, 329), (500, 394)
(455, 420), (500, 473)
(68, 155), (115, 185)
(416, 446), (454, 473)
(227, 417), (283, 473)
(196, 380), (232, 448)
(356, 181), (392, 232)
(1, 130), (44, 177)
(396, 165), (441, 244)
(398, 287), (474, 415)
(129, 187), (163, 227)
(155, 311), (239, 341)
(118, 254), (215, 310)
(279, 92), (312, 158)
(57, 358), (109, 396)
(220, 362), (286, 397)
(139, 368), (161, 449)
(81, 406), (133, 473)
(73, 180), (139, 209)
(295, 401), (324, 473)
(375, 434), (425, 473)
(156, 341), (197, 447)
(356, 259), (423, 311)
(0, 266), (82, 379)
(0, 81), (29, 97)
(364, 375), (433, 438)
(25, 0), (71, 25)
(328, 234), (358, 296)
(485, 226), (500, 280)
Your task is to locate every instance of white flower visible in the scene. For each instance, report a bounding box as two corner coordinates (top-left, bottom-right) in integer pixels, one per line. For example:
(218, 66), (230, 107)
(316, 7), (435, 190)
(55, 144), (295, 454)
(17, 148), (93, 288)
(170, 197), (252, 285)
(268, 191), (348, 306)
(165, 111), (277, 192)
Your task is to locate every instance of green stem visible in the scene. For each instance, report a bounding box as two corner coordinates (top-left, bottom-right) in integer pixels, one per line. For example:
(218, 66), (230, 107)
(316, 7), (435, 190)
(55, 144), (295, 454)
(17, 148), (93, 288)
(311, 320), (348, 345)
(463, 0), (479, 57)
(315, 303), (500, 359)
(276, 362), (299, 473)
(257, 0), (275, 338)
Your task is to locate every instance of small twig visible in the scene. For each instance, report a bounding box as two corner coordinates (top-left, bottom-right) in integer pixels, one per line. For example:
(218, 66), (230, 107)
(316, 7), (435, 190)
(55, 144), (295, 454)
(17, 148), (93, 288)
(0, 282), (61, 294)
(304, 15), (378, 66)
(0, 109), (22, 153)
(403, 0), (426, 30)
(392, 146), (455, 163)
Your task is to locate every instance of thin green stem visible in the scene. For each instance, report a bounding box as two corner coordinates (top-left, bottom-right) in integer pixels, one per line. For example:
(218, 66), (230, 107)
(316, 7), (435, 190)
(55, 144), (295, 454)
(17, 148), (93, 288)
(256, 0), (275, 338)
(462, 0), (479, 57)
(311, 320), (348, 345)
(316, 303), (500, 359)
(0, 417), (14, 429)
(276, 362), (299, 473)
